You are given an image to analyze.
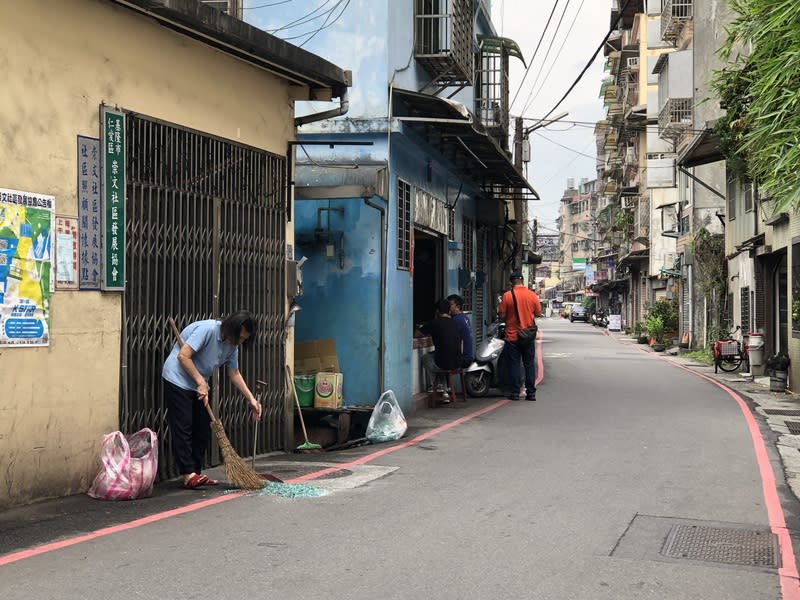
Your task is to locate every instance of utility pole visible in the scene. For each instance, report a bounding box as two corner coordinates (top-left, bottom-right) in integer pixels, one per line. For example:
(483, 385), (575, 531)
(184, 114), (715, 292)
(513, 115), (524, 272)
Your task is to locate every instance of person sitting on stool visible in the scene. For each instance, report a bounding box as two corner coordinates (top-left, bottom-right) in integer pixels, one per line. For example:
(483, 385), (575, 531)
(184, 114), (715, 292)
(415, 298), (463, 402)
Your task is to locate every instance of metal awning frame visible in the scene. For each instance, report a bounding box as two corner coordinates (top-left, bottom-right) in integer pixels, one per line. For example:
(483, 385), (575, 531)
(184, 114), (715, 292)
(393, 89), (539, 199)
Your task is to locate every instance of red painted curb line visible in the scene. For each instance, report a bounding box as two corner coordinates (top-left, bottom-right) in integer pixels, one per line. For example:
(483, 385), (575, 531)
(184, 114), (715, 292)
(0, 400), (513, 568)
(629, 340), (800, 599)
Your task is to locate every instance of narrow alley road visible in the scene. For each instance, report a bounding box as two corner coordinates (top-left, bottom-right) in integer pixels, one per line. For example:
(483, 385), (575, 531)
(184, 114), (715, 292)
(2, 317), (799, 599)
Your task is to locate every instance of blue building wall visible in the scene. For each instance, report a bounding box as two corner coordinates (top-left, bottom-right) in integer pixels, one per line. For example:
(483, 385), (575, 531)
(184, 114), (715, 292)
(294, 196), (384, 404)
(254, 1), (502, 414)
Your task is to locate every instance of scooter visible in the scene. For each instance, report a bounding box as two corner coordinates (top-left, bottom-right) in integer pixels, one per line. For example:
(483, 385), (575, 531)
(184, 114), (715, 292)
(591, 309), (608, 328)
(464, 321), (506, 397)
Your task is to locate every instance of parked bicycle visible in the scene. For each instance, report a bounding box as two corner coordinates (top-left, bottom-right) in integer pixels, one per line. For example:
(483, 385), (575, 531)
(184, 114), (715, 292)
(712, 326), (749, 373)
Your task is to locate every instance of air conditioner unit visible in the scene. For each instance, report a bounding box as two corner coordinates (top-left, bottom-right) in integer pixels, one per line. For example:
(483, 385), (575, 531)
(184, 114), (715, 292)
(627, 56), (640, 70)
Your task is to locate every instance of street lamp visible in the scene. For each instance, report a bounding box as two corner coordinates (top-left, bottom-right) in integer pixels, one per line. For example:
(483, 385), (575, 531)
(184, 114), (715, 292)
(520, 111), (569, 165)
(523, 111), (570, 137)
(510, 111), (569, 272)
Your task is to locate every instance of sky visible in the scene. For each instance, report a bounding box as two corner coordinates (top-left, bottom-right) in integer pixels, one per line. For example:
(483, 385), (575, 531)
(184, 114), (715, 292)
(492, 0), (612, 236)
(242, 0), (612, 235)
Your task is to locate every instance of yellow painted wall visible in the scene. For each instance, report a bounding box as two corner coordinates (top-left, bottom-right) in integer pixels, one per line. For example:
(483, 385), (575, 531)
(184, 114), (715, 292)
(0, 0), (295, 508)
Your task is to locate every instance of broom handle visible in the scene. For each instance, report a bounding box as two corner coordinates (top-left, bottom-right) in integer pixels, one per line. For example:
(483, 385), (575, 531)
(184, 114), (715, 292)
(168, 317), (217, 422)
(286, 365), (312, 442)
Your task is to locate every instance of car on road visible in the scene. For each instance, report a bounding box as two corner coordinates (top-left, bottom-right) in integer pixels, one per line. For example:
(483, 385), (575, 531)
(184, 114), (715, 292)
(560, 302), (577, 319)
(569, 305), (588, 322)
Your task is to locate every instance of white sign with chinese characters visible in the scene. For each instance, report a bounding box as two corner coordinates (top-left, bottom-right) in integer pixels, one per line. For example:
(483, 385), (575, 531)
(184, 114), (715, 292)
(77, 135), (102, 289)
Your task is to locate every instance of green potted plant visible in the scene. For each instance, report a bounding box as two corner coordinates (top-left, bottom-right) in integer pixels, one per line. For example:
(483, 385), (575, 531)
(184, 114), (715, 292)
(647, 299), (679, 346)
(645, 315), (665, 351)
(633, 321), (648, 344)
(765, 352), (790, 392)
(766, 352), (790, 372)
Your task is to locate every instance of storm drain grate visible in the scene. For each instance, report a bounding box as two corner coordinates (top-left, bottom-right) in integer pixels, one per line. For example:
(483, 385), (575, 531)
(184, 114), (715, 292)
(661, 524), (779, 568)
(764, 409), (800, 416)
(786, 421), (800, 435)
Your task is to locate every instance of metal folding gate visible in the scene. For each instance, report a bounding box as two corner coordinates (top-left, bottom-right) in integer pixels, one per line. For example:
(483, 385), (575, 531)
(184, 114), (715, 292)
(121, 113), (288, 480)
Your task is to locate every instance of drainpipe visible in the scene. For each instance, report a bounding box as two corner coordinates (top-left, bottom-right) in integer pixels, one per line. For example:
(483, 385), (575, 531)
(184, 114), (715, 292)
(295, 86), (350, 127)
(688, 264), (694, 348)
(364, 196), (387, 393)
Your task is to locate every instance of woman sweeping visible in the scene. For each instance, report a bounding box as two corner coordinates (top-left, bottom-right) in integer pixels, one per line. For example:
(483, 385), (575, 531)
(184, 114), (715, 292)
(162, 311), (262, 489)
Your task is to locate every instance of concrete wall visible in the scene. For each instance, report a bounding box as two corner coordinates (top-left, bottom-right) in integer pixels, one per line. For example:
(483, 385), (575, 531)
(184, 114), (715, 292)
(0, 0), (294, 508)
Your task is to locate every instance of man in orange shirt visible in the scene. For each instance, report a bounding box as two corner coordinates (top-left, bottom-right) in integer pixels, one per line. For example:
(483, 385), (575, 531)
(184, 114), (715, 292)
(498, 271), (542, 401)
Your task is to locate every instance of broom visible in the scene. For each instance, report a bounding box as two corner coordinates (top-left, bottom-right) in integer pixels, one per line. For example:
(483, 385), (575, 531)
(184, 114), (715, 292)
(168, 318), (265, 491)
(286, 364), (322, 452)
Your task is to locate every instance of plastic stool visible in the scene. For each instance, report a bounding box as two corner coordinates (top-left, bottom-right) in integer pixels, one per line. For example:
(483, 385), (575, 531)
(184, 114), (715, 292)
(429, 368), (467, 408)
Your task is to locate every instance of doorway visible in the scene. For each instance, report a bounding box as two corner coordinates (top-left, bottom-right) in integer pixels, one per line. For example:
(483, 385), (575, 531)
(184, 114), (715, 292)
(775, 253), (788, 352)
(413, 228), (445, 326)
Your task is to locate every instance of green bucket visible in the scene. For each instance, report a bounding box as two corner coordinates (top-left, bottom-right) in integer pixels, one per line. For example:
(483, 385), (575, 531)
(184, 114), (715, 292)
(293, 375), (315, 407)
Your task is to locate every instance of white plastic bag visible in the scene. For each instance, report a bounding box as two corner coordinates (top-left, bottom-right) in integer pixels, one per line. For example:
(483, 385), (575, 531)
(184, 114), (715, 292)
(366, 390), (407, 443)
(87, 428), (158, 501)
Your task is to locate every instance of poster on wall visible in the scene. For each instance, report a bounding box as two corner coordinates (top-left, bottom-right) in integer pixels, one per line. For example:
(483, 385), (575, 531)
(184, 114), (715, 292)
(0, 188), (54, 346)
(55, 216), (79, 290)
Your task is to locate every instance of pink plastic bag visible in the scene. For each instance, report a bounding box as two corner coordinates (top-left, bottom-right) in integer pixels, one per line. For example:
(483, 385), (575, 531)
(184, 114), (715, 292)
(87, 428), (158, 501)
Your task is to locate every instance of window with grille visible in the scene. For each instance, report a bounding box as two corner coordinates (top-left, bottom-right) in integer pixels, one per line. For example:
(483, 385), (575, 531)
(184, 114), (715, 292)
(792, 240), (800, 333)
(475, 229), (485, 344)
(744, 182), (754, 213)
(740, 286), (750, 333)
(726, 176), (737, 221)
(475, 45), (508, 132)
(462, 217), (474, 310)
(397, 179), (411, 269)
(448, 206), (455, 241)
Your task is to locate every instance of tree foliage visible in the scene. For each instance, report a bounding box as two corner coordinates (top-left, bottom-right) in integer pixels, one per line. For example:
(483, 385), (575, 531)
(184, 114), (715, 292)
(689, 227), (726, 299)
(710, 0), (800, 211)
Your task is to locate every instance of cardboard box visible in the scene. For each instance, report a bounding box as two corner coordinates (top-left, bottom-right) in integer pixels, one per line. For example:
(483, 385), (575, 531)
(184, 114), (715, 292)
(314, 372), (343, 409)
(294, 339), (344, 408)
(294, 339), (340, 375)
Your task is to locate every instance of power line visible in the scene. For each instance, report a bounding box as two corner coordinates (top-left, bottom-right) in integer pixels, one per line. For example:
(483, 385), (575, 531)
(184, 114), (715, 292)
(519, 0), (572, 116)
(243, 0), (293, 9)
(537, 0), (634, 123)
(296, 0), (350, 46)
(523, 0), (586, 115)
(267, 0), (337, 34)
(509, 1), (561, 111)
(534, 130), (596, 160)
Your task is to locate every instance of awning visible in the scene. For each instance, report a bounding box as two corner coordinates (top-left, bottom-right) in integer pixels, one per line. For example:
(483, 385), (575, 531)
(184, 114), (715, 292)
(393, 89), (538, 199)
(617, 248), (649, 269)
(678, 127), (724, 167)
(478, 35), (526, 66)
(589, 278), (629, 293)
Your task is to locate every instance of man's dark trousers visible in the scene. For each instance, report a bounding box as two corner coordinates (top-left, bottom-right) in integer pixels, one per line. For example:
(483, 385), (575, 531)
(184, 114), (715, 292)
(505, 339), (536, 398)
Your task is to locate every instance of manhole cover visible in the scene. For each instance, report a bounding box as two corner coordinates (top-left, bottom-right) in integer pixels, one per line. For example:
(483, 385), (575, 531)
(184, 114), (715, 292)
(785, 421), (800, 435)
(764, 409), (800, 416)
(661, 524), (779, 568)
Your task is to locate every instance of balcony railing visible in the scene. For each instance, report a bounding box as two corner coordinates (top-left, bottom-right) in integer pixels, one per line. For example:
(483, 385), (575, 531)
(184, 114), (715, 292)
(658, 97), (692, 140)
(661, 0), (693, 45)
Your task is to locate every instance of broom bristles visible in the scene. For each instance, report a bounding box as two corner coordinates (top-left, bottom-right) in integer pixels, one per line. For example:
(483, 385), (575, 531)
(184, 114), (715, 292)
(210, 419), (265, 490)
